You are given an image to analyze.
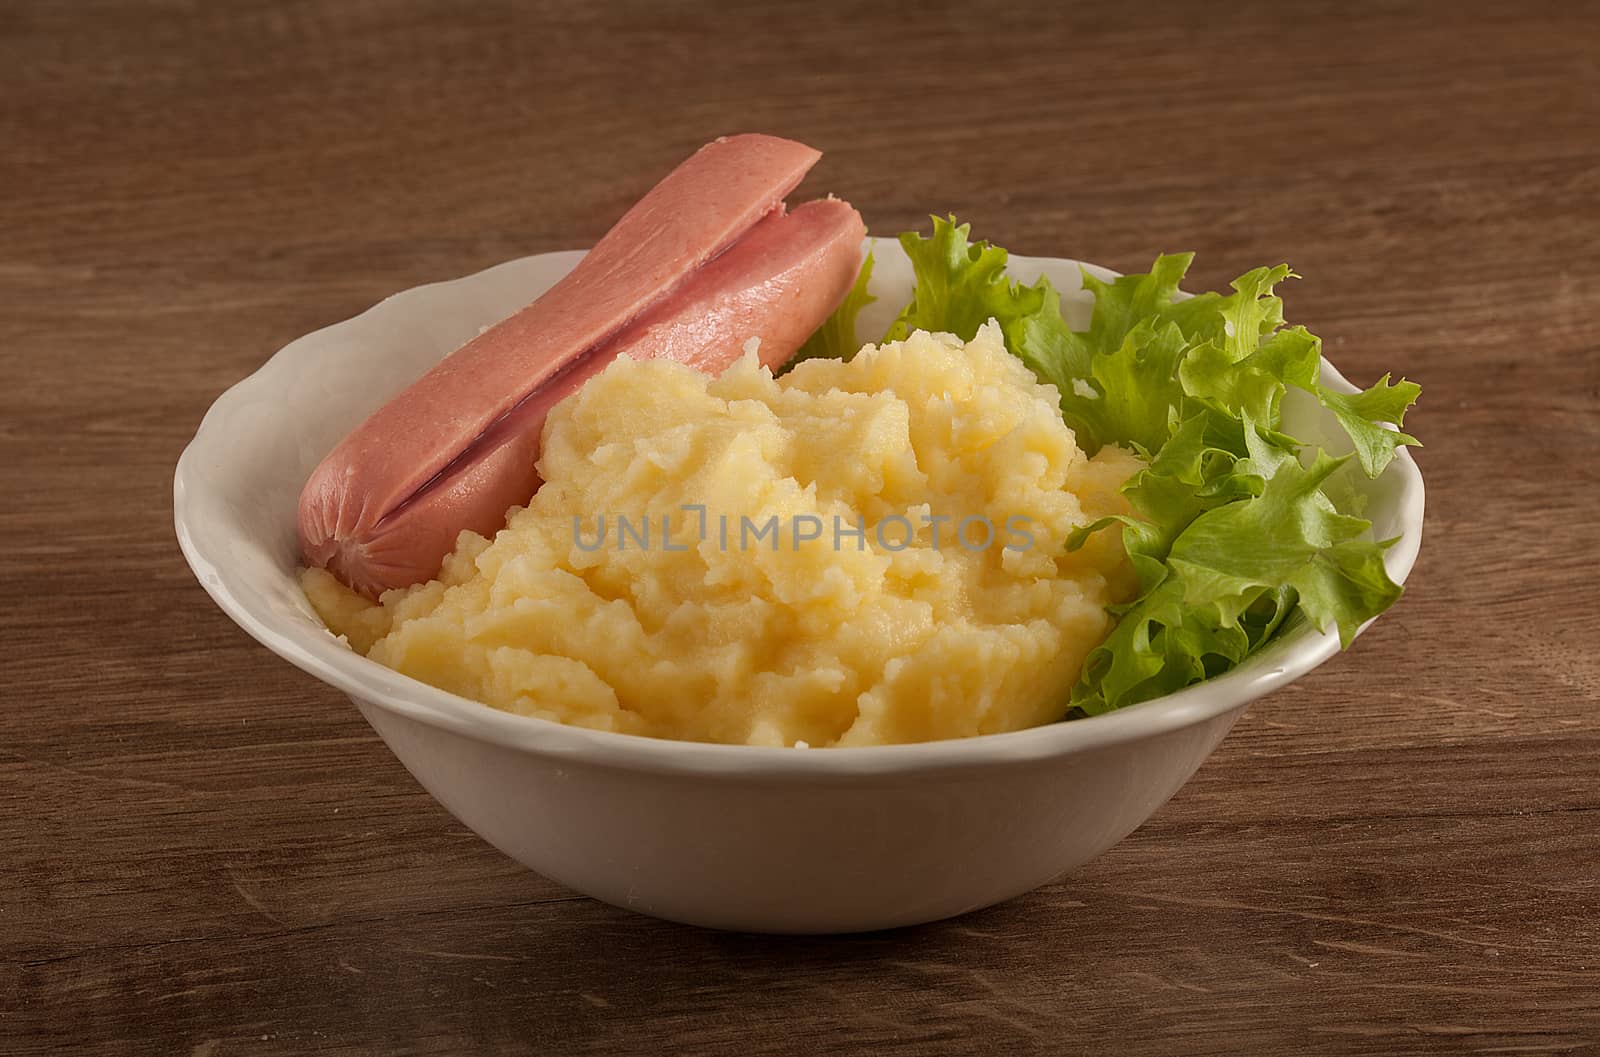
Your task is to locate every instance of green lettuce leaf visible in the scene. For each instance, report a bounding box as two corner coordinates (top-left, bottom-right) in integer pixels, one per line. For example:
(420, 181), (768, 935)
(884, 216), (1048, 343)
(1166, 451), (1400, 648)
(1313, 373), (1422, 477)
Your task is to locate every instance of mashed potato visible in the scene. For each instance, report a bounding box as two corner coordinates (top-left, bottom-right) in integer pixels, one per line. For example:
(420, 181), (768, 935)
(303, 323), (1143, 746)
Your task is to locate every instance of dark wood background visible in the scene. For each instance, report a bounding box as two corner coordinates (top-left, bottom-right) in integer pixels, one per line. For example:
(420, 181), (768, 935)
(4, 1), (1598, 1054)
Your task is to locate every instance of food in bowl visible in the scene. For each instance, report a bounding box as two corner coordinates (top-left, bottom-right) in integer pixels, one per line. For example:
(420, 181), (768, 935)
(297, 134), (1422, 745)
(303, 324), (1144, 746)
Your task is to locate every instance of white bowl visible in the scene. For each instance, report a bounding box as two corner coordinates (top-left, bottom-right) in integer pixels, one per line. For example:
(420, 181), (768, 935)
(175, 242), (1424, 934)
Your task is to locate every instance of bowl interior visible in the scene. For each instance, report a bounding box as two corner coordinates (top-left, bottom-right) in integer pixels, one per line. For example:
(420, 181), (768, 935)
(175, 240), (1423, 771)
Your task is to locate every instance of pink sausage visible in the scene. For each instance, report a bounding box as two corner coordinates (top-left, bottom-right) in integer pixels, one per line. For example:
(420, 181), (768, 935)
(300, 136), (865, 597)
(320, 198), (865, 596)
(300, 134), (815, 587)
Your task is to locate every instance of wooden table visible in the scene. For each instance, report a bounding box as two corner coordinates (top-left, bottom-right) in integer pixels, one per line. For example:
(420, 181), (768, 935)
(6, 2), (1598, 1053)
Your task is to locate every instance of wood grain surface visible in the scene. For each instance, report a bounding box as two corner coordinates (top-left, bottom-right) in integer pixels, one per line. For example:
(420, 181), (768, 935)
(4, 1), (1598, 1054)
